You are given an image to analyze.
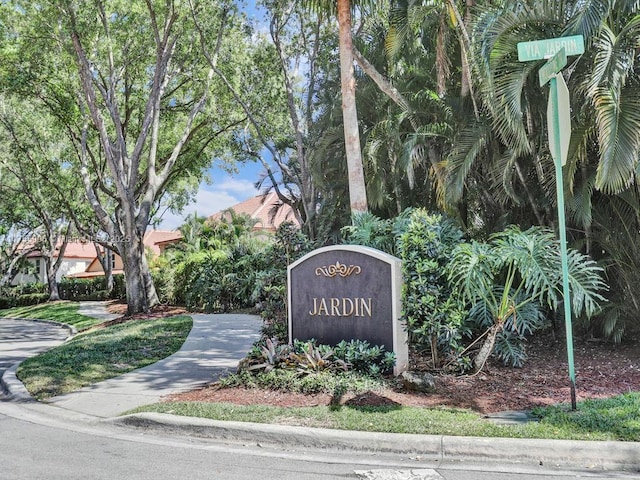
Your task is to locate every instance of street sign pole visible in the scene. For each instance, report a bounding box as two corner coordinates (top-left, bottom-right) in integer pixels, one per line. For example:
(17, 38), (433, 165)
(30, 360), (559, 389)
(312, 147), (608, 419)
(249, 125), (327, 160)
(549, 73), (577, 410)
(517, 36), (584, 410)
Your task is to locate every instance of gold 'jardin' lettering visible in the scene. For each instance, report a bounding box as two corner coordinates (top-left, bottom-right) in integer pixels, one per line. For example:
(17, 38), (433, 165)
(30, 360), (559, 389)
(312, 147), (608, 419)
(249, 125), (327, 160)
(309, 297), (372, 317)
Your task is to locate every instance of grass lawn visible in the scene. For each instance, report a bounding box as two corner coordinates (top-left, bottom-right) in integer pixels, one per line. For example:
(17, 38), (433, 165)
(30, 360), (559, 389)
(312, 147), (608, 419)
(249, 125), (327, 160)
(16, 315), (193, 399)
(130, 392), (640, 442)
(0, 301), (102, 331)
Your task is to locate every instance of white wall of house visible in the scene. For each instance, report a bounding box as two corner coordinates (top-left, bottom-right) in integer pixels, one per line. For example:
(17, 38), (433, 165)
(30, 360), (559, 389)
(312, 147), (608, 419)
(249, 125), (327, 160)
(11, 257), (93, 285)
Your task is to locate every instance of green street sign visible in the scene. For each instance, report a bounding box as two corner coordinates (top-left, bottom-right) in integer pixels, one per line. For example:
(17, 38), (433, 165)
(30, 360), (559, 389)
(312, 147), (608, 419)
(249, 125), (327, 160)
(539, 48), (567, 86)
(517, 35), (584, 62)
(548, 74), (571, 167)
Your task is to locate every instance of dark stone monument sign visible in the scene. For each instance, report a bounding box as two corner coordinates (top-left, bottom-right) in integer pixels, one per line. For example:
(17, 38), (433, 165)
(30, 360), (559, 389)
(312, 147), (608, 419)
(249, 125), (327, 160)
(288, 245), (407, 374)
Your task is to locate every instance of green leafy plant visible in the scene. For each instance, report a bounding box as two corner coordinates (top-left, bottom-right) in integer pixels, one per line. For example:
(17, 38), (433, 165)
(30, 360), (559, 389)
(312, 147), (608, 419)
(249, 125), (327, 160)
(240, 338), (393, 378)
(246, 338), (291, 373)
(341, 212), (396, 254)
(397, 209), (470, 371)
(289, 341), (348, 374)
(448, 225), (608, 371)
(250, 223), (314, 338)
(332, 339), (396, 375)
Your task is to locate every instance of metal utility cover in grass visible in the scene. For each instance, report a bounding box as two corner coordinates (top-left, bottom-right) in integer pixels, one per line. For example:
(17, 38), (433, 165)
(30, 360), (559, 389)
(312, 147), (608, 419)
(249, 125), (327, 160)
(288, 245), (407, 375)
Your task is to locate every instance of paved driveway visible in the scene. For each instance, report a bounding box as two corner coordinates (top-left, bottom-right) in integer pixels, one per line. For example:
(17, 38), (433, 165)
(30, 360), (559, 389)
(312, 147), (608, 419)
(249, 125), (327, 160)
(0, 319), (70, 373)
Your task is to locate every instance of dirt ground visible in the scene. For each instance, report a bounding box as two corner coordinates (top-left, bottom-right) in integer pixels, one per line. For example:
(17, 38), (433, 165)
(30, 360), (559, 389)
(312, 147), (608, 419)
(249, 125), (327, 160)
(165, 332), (640, 414)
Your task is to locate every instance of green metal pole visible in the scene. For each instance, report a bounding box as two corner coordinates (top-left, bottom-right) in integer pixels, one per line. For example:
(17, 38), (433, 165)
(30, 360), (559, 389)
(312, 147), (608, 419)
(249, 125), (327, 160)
(550, 74), (577, 410)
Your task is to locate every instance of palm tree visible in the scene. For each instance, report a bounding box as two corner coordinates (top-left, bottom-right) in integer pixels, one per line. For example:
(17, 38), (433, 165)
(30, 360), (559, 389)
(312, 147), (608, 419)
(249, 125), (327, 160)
(302, 0), (374, 216)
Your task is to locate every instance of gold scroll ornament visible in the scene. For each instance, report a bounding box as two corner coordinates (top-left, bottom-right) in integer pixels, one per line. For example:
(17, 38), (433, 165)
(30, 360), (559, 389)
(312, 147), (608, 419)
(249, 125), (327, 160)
(315, 261), (361, 278)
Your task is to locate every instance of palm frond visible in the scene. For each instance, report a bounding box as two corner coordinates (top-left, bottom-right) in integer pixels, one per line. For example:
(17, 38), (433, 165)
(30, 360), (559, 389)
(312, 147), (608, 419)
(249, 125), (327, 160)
(399, 124), (451, 188)
(593, 84), (640, 193)
(566, 247), (608, 318)
(565, 0), (614, 42)
(444, 121), (491, 204)
(566, 166), (595, 228)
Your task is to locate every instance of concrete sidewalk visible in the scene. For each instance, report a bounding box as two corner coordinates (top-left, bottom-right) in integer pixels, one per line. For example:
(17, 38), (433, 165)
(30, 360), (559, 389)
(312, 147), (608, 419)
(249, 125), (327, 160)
(0, 318), (71, 398)
(77, 301), (121, 322)
(1, 304), (261, 416)
(46, 313), (262, 417)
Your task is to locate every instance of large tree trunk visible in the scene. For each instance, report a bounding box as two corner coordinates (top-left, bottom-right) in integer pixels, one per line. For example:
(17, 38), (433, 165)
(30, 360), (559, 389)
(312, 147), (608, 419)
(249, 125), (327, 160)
(45, 222), (70, 302)
(118, 230), (149, 315)
(46, 262), (60, 302)
(94, 244), (114, 293)
(0, 250), (32, 288)
(141, 253), (159, 307)
(337, 0), (367, 216)
(104, 248), (114, 293)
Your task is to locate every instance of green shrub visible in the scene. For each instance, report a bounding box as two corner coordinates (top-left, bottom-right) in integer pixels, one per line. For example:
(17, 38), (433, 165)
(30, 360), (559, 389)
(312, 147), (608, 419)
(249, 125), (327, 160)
(7, 282), (47, 296)
(342, 212), (396, 255)
(0, 296), (11, 309)
(14, 293), (49, 306)
(397, 209), (470, 371)
(57, 275), (125, 301)
(0, 283), (49, 307)
(168, 243), (270, 313)
(250, 223), (313, 335)
(172, 250), (227, 311)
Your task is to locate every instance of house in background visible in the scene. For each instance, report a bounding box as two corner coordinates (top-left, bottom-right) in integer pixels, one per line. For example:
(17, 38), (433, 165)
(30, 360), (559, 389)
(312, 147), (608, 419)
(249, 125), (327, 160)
(66, 230), (183, 280)
(11, 241), (97, 285)
(208, 192), (300, 233)
(12, 230), (182, 284)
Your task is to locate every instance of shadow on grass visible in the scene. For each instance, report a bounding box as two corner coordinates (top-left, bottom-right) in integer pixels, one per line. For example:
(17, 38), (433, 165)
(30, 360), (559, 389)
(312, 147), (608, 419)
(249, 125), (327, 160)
(0, 301), (100, 330)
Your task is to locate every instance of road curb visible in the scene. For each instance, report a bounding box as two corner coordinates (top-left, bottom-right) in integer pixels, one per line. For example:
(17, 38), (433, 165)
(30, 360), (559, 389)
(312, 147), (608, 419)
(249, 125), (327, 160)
(111, 412), (640, 472)
(6, 317), (77, 338)
(0, 363), (35, 402)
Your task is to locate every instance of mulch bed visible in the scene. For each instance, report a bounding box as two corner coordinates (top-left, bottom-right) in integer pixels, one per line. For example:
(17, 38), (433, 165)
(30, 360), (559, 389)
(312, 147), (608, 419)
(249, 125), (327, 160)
(165, 333), (640, 414)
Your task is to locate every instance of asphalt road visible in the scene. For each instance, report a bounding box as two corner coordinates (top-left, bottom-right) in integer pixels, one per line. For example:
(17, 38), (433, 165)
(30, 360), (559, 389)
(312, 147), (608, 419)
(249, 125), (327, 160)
(1, 407), (637, 480)
(0, 318), (69, 373)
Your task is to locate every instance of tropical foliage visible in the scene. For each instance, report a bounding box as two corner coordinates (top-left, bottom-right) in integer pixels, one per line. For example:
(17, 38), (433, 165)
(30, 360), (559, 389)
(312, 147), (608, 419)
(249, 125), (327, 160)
(396, 210), (469, 371)
(449, 226), (607, 370)
(0, 0), (635, 344)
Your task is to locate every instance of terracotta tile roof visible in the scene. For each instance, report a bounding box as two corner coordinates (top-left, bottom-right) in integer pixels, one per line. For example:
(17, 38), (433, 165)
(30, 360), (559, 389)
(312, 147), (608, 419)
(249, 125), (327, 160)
(62, 242), (98, 258)
(143, 230), (183, 255)
(26, 241), (96, 259)
(208, 193), (300, 232)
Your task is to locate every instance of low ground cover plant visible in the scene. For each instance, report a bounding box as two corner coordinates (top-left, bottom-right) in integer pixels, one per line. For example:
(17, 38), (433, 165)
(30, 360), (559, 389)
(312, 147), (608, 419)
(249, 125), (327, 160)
(238, 338), (395, 379)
